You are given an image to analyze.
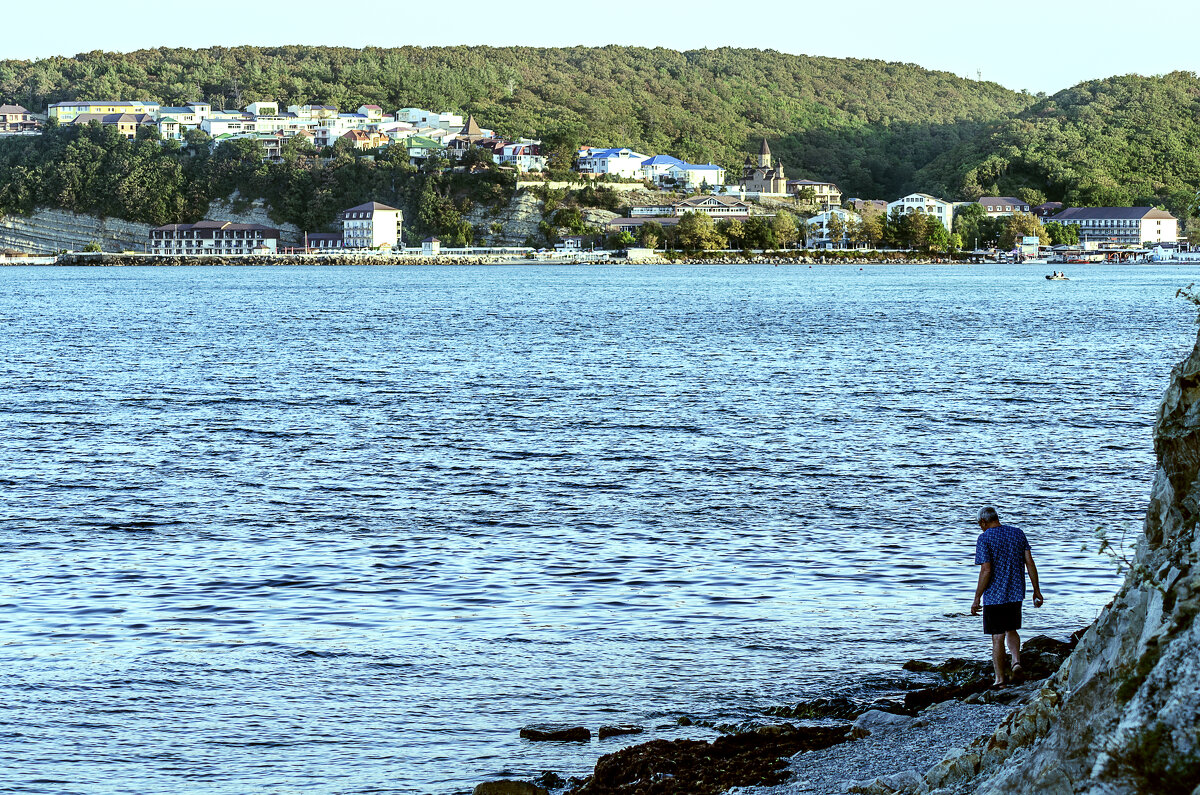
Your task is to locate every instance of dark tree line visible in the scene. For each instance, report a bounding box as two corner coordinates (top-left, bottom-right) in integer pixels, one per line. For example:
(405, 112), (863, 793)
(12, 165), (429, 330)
(0, 121), (514, 243)
(0, 44), (1033, 199)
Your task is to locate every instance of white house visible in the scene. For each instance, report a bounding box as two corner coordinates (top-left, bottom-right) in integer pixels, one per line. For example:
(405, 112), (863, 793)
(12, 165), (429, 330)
(638, 155), (686, 183)
(496, 141), (546, 172)
(245, 101), (279, 116)
(340, 202), (403, 249)
(158, 102), (210, 130)
(664, 163), (726, 191)
(396, 109), (464, 130)
(576, 147), (649, 178)
(978, 196), (1031, 217)
(672, 195), (754, 218)
(887, 193), (955, 231)
(1052, 207), (1178, 245)
(806, 208), (861, 248)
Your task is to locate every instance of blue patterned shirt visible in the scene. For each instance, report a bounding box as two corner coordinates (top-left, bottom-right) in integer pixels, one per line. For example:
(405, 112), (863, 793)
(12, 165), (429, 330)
(975, 524), (1031, 605)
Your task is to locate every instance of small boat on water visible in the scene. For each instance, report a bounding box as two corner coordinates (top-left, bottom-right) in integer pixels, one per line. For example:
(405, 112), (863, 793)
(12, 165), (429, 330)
(1046, 273), (1069, 281)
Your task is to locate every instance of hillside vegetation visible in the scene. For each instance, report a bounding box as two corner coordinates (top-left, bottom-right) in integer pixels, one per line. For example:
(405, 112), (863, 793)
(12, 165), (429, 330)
(0, 45), (1032, 198)
(919, 72), (1200, 216)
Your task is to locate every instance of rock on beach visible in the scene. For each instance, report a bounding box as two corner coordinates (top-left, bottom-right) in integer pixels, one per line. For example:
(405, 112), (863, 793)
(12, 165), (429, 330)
(520, 724), (591, 742)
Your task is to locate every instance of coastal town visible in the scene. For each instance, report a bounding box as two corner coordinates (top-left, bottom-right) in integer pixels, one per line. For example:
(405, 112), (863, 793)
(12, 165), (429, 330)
(0, 98), (1187, 261)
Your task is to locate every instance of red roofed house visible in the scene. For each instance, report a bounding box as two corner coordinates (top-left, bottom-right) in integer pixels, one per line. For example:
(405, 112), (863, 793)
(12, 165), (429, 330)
(340, 129), (389, 150)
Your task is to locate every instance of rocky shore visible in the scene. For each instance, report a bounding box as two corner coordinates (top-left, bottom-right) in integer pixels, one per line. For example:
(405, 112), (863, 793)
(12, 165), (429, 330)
(474, 636), (1075, 795)
(478, 305), (1200, 795)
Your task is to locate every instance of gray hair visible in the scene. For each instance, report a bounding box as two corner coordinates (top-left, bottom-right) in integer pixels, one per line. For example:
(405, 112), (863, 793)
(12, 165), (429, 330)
(978, 506), (1000, 523)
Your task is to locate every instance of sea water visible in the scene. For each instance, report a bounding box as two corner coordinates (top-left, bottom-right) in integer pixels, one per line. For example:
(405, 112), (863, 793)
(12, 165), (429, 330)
(0, 263), (1192, 793)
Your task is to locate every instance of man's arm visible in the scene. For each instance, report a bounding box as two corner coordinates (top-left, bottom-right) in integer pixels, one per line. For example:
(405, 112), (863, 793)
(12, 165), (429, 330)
(971, 562), (992, 615)
(1025, 548), (1044, 607)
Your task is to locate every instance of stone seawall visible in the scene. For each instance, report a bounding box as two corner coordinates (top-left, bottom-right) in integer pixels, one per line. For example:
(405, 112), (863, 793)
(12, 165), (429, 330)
(0, 199), (302, 254)
(52, 253), (537, 267)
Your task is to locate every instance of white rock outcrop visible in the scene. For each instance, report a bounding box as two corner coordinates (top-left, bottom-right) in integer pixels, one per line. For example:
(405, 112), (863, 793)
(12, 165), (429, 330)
(0, 197), (301, 254)
(922, 322), (1200, 794)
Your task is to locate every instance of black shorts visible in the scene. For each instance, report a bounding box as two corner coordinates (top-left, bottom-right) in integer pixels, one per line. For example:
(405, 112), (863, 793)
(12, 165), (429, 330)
(983, 601), (1022, 635)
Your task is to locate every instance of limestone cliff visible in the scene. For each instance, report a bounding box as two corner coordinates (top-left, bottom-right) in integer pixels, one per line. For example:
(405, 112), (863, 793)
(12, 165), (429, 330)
(925, 324), (1200, 794)
(0, 198), (301, 254)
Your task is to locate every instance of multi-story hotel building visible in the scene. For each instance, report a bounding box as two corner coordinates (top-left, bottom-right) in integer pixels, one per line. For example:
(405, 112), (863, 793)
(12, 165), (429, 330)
(148, 221), (280, 255)
(340, 202), (403, 249)
(1052, 207), (1178, 245)
(48, 101), (161, 123)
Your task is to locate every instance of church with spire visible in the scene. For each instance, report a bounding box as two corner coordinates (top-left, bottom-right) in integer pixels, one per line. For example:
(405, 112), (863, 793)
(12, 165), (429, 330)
(738, 138), (788, 195)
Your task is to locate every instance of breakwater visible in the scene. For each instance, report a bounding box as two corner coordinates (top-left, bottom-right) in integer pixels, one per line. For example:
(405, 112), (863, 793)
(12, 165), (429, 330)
(37, 251), (961, 267)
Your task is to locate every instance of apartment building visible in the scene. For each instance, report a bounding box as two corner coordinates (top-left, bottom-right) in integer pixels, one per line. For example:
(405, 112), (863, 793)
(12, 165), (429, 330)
(788, 179), (842, 208)
(340, 202), (403, 249)
(887, 193), (956, 231)
(148, 221), (280, 255)
(49, 101), (160, 123)
(1052, 207), (1178, 245)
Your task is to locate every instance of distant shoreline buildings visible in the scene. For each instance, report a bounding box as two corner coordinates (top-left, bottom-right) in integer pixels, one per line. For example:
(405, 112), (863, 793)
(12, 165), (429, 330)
(0, 95), (1185, 252)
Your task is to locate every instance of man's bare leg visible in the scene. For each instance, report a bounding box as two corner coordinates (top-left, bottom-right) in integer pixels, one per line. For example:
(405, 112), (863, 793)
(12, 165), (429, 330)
(1006, 630), (1022, 679)
(991, 633), (1006, 685)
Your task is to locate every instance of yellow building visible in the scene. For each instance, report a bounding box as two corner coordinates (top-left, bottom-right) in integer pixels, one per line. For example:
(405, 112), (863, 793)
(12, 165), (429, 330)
(48, 101), (160, 123)
(70, 112), (158, 139)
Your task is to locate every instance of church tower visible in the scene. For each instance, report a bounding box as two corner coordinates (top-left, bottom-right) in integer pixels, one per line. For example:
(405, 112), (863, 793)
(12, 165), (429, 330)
(758, 138), (772, 168)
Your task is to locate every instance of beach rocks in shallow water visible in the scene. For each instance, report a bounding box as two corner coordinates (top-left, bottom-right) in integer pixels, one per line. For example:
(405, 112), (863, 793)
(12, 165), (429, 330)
(473, 780), (549, 795)
(598, 724), (644, 739)
(763, 695), (864, 720)
(520, 724), (591, 742)
(532, 772), (565, 788)
(565, 725), (852, 794)
(851, 709), (915, 738)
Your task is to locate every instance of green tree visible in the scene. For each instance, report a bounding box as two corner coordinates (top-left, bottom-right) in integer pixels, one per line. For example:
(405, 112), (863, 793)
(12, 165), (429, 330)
(638, 221), (664, 249)
(1044, 220), (1078, 246)
(742, 216), (775, 249)
(998, 211), (1049, 249)
(859, 205), (884, 248)
(826, 212), (846, 248)
(677, 210), (723, 250)
(924, 218), (950, 252)
(772, 211), (799, 248)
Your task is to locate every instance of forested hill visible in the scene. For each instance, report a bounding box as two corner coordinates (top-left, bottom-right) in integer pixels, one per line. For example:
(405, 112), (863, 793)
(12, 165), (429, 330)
(917, 72), (1200, 216)
(0, 45), (1033, 197)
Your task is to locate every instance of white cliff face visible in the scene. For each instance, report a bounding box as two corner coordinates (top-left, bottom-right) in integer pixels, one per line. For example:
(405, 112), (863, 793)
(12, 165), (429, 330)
(0, 209), (152, 254)
(925, 330), (1200, 795)
(0, 198), (302, 254)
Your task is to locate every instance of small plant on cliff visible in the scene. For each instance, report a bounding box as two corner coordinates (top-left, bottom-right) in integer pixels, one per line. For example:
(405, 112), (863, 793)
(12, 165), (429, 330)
(1090, 525), (1170, 595)
(82, 241), (102, 252)
(1176, 283), (1200, 316)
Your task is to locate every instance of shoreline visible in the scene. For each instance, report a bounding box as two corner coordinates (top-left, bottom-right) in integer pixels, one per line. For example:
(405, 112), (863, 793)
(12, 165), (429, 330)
(2, 251), (1052, 267)
(475, 635), (1077, 795)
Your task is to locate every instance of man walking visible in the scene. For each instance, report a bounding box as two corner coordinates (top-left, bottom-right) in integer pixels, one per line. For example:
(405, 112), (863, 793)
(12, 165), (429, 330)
(970, 506), (1044, 686)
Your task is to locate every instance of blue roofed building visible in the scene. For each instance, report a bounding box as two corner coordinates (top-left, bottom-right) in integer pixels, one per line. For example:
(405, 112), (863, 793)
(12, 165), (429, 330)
(575, 147), (649, 178)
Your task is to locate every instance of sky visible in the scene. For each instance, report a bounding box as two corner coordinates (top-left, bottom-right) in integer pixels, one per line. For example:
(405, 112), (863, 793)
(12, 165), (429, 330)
(5, 0), (1198, 96)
